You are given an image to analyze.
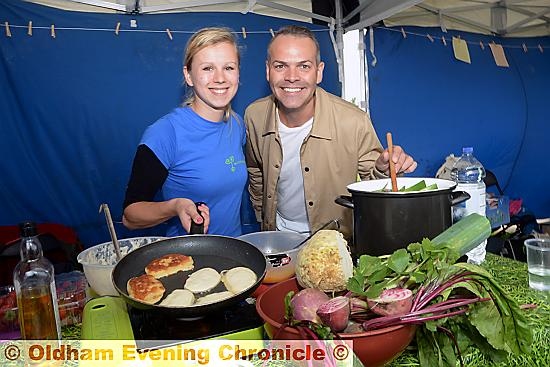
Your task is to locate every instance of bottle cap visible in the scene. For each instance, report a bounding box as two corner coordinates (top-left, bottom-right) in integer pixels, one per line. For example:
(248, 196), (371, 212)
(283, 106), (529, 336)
(19, 221), (38, 237)
(462, 147), (473, 154)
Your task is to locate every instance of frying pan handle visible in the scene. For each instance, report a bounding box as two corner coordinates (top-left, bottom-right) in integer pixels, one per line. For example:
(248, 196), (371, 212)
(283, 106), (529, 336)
(189, 201), (205, 234)
(335, 195), (354, 209)
(450, 191), (471, 206)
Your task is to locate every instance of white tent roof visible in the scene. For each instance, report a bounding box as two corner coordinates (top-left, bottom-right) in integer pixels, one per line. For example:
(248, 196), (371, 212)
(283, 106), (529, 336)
(379, 0), (550, 38)
(25, 0), (550, 37)
(23, 1), (317, 22)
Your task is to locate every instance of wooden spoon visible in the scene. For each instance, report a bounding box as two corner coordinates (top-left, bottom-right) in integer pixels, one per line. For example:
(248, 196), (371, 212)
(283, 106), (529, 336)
(386, 132), (398, 192)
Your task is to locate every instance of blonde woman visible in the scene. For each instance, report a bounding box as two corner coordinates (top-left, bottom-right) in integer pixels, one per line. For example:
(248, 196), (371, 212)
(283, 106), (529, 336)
(123, 27), (246, 236)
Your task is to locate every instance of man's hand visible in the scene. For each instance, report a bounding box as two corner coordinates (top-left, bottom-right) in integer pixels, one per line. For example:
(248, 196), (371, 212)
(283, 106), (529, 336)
(175, 199), (210, 233)
(375, 145), (417, 176)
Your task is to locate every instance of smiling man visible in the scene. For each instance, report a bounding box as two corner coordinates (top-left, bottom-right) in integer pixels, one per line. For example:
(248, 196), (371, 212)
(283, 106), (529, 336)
(244, 25), (417, 239)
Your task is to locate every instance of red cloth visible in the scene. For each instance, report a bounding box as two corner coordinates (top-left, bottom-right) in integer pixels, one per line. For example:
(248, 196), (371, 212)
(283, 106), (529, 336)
(509, 199), (523, 216)
(0, 223), (81, 286)
(0, 223), (78, 246)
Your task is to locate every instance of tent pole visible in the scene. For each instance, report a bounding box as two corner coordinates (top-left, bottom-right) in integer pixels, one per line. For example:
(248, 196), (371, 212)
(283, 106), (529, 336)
(335, 0), (345, 97)
(360, 28), (369, 113)
(131, 0), (140, 14)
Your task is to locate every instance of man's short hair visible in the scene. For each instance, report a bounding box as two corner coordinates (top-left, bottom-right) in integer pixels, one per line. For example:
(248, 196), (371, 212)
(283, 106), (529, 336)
(267, 25), (321, 64)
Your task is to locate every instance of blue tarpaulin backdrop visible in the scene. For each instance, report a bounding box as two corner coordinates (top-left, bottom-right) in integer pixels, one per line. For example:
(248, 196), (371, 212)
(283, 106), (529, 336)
(2, 0), (549, 248)
(366, 26), (550, 220)
(0, 0), (340, 246)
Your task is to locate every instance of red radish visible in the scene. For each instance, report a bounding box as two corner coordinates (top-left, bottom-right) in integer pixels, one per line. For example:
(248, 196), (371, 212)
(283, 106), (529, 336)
(291, 288), (330, 323)
(367, 288), (413, 316)
(316, 296), (350, 332)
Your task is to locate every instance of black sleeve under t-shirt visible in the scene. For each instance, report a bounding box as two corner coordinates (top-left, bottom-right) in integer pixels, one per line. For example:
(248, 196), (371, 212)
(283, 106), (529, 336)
(123, 144), (168, 210)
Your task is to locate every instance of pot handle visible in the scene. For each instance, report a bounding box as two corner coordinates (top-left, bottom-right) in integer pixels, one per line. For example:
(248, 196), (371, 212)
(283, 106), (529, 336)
(190, 201), (206, 234)
(335, 195), (354, 209)
(450, 191), (471, 206)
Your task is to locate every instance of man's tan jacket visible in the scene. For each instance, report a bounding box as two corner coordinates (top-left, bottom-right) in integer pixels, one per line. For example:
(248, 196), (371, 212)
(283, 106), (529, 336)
(244, 87), (384, 239)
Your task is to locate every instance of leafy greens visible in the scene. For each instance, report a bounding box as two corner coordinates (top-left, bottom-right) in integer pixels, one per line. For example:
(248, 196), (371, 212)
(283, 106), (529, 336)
(347, 239), (532, 366)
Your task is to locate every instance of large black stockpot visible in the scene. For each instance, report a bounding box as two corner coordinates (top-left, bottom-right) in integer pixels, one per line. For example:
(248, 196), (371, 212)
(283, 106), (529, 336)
(335, 177), (470, 258)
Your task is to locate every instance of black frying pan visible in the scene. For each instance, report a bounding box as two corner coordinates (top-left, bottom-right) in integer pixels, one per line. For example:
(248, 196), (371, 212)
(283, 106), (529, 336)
(111, 235), (267, 318)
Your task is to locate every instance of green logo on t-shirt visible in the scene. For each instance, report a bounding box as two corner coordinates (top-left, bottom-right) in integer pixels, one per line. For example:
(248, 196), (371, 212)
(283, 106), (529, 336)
(225, 155), (245, 172)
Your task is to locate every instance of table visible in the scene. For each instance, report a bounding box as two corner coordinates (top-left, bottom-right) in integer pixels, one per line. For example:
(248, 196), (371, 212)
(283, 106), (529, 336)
(61, 254), (549, 366)
(389, 253), (550, 367)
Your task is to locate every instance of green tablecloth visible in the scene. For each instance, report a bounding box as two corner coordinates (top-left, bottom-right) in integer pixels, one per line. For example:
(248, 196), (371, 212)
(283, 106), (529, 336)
(389, 253), (550, 367)
(62, 254), (549, 366)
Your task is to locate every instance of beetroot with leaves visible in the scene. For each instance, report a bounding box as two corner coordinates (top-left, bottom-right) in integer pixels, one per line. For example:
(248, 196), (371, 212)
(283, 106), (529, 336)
(367, 288), (413, 316)
(290, 288), (330, 323)
(316, 296), (350, 332)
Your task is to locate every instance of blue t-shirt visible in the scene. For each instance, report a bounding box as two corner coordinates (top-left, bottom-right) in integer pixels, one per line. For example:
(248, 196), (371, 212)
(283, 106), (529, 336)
(141, 106), (247, 237)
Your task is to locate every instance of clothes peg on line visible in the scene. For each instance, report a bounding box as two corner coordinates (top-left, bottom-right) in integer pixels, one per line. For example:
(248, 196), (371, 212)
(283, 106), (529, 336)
(27, 21), (32, 36)
(269, 28), (274, 37)
(50, 24), (55, 38)
(369, 26), (377, 67)
(241, 27), (246, 39)
(166, 28), (173, 40)
(115, 22), (121, 35)
(479, 41), (485, 50)
(538, 44), (544, 53)
(522, 43), (528, 53)
(401, 27), (407, 38)
(4, 21), (11, 37)
(442, 36), (447, 46)
(427, 34), (434, 42)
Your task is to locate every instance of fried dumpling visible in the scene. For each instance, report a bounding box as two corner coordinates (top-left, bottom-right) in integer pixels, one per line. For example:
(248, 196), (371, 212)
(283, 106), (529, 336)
(127, 274), (165, 304)
(194, 291), (233, 305)
(184, 267), (221, 293)
(145, 253), (194, 279)
(221, 267), (257, 294)
(159, 289), (195, 307)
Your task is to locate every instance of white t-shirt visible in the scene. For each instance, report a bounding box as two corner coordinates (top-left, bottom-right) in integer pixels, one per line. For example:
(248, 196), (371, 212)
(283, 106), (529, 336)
(275, 113), (313, 234)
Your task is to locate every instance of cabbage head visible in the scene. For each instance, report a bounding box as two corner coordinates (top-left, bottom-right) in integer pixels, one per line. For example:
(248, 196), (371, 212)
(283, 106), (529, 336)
(295, 230), (353, 292)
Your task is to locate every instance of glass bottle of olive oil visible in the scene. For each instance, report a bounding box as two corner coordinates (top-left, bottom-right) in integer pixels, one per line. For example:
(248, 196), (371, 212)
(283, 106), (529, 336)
(13, 222), (61, 340)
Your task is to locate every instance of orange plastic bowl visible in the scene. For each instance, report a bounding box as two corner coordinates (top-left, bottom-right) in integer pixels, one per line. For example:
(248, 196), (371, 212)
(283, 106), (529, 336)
(256, 278), (416, 367)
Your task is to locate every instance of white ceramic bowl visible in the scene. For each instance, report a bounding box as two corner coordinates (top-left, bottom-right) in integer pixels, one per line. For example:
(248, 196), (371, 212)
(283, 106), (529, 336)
(238, 231), (308, 283)
(77, 236), (165, 296)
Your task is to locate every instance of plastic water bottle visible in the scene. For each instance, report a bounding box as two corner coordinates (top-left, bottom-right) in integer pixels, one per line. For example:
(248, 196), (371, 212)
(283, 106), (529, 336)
(13, 222), (61, 339)
(450, 147), (487, 264)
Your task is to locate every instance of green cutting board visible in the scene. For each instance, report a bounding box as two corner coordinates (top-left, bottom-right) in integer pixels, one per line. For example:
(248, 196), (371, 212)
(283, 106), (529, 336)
(81, 296), (134, 339)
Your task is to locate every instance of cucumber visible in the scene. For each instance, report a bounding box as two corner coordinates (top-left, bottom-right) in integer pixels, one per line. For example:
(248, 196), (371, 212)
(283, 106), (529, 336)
(431, 213), (491, 257)
(401, 180), (427, 192)
(424, 183), (438, 191)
